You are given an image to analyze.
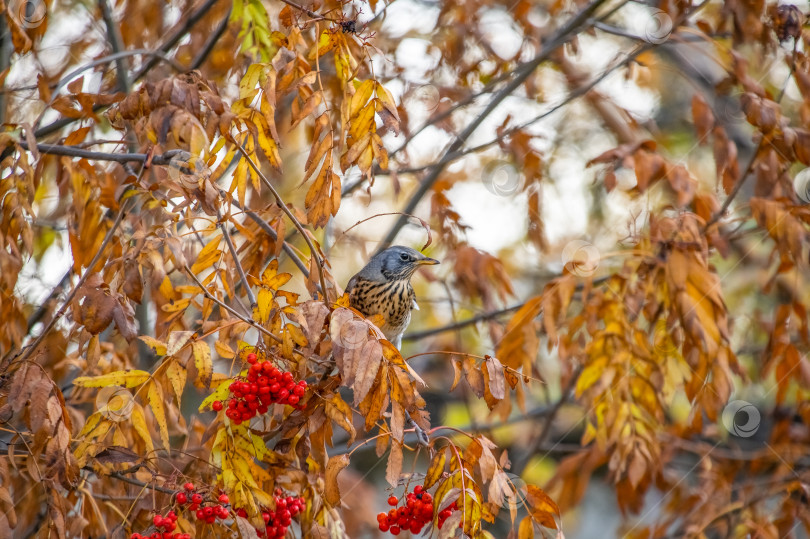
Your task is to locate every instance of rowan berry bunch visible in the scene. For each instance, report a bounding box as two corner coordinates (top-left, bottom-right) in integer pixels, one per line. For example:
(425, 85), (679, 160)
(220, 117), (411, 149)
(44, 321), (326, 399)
(129, 510), (185, 539)
(376, 485), (458, 535)
(213, 352), (307, 425)
(235, 489), (306, 538)
(175, 482), (230, 523)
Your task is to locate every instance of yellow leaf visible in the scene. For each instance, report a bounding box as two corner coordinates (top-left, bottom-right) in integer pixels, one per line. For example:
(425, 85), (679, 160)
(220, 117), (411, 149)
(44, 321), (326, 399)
(518, 515), (535, 539)
(264, 272), (292, 290)
(167, 330), (194, 356)
(350, 80), (375, 119)
(192, 341), (213, 388)
(525, 485), (559, 530)
(375, 82), (400, 122)
(166, 360), (187, 406)
(138, 335), (167, 355)
(215, 340), (235, 359)
(147, 381), (170, 449)
(190, 237), (222, 274)
(130, 404), (154, 452)
(162, 298), (191, 313)
(73, 370), (150, 389)
(424, 448), (447, 490)
(325, 393), (356, 445)
(200, 382), (232, 412)
(257, 289), (275, 323)
(324, 454), (350, 506)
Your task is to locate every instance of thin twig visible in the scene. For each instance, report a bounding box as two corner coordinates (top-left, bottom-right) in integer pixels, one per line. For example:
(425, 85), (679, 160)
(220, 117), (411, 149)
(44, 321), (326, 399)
(98, 0), (131, 93)
(129, 0), (222, 82)
(33, 0), (220, 139)
(190, 6), (232, 70)
(278, 0), (338, 22)
(183, 266), (282, 344)
(17, 141), (183, 164)
(234, 143), (330, 302)
(11, 195), (135, 367)
(375, 0), (609, 252)
(511, 366), (582, 476)
(218, 209), (257, 307)
(703, 139), (762, 230)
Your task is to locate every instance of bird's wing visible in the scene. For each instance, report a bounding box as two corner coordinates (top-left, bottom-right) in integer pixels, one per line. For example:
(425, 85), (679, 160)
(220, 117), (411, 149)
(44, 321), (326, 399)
(411, 298), (419, 310)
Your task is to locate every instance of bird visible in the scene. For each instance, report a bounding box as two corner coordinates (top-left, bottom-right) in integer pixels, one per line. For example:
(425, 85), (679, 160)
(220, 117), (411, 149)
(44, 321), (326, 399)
(346, 245), (439, 349)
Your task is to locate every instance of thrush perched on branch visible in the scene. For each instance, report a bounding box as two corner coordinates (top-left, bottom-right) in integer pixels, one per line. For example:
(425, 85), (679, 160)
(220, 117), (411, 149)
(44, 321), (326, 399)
(346, 245), (439, 349)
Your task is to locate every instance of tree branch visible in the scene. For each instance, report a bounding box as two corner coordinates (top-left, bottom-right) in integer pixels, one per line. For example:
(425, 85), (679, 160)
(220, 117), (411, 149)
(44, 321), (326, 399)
(33, 0), (221, 139)
(235, 143), (329, 302)
(98, 0), (131, 93)
(10, 194), (135, 369)
(218, 209), (257, 308)
(374, 0), (609, 253)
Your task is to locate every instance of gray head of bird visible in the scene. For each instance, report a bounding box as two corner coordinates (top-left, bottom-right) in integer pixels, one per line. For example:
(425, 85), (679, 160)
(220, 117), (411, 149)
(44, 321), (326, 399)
(359, 246), (439, 282)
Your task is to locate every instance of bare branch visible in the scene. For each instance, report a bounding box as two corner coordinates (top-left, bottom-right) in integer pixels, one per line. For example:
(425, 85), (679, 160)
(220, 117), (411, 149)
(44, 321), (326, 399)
(374, 0), (610, 253)
(234, 143), (330, 302)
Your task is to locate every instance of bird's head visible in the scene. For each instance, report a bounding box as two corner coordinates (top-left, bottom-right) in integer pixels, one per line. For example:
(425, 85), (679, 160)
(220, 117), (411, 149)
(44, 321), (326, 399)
(372, 245), (439, 281)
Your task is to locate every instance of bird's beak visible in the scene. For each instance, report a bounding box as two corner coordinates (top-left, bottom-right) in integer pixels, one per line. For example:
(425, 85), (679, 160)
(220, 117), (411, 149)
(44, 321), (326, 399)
(417, 257), (439, 266)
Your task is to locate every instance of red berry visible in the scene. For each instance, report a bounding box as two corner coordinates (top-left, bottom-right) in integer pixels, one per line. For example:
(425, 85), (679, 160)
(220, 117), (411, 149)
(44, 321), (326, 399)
(167, 511), (177, 521)
(292, 385), (305, 397)
(196, 509), (205, 520)
(390, 526), (401, 535)
(414, 485), (423, 494)
(130, 534), (141, 539)
(213, 400), (223, 411)
(218, 494), (229, 504)
(378, 521), (389, 532)
(191, 493), (203, 504)
(388, 496), (398, 506)
(288, 395), (300, 405)
(247, 353), (258, 363)
(176, 492), (187, 504)
(183, 482), (195, 491)
(153, 515), (163, 527)
(206, 515), (216, 524)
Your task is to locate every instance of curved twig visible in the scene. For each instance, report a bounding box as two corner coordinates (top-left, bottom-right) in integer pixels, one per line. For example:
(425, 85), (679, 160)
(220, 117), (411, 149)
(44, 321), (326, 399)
(234, 143), (330, 303)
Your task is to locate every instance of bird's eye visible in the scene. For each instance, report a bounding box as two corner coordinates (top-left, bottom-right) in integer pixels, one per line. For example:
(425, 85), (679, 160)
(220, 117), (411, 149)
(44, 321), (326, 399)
(399, 253), (410, 262)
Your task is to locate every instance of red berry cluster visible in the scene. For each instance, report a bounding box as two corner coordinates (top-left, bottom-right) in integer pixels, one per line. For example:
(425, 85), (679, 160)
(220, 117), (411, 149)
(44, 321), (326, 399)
(176, 482), (230, 523)
(214, 353), (307, 425)
(377, 485), (451, 535)
(236, 490), (306, 538)
(129, 510), (186, 539)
